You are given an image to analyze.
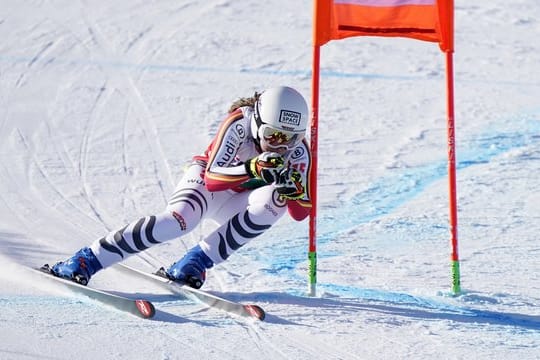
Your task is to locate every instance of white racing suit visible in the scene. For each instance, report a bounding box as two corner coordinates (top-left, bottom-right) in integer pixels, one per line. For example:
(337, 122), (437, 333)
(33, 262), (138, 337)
(90, 106), (312, 268)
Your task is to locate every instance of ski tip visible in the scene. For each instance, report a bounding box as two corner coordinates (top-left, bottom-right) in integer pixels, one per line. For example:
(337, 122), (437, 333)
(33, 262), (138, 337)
(243, 304), (266, 321)
(135, 299), (156, 319)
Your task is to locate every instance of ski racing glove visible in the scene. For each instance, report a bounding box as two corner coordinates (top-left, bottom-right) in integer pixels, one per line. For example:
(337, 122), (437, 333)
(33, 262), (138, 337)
(276, 168), (305, 200)
(244, 152), (285, 184)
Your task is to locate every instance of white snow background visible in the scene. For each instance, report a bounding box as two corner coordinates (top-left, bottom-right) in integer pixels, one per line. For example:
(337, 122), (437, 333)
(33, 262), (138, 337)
(1, 1), (539, 359)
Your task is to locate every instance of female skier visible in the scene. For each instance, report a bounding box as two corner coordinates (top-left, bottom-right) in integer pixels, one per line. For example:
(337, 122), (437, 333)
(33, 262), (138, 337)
(49, 86), (312, 288)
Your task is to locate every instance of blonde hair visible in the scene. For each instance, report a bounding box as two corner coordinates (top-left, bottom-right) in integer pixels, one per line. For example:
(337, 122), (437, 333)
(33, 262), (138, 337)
(228, 92), (261, 113)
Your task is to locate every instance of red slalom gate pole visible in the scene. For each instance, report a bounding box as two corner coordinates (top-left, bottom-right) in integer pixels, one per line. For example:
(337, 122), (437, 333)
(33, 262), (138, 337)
(308, 44), (321, 297)
(446, 50), (461, 295)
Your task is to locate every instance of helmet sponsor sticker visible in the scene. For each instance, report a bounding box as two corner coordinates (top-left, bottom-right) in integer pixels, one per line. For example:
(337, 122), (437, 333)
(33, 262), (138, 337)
(279, 110), (301, 127)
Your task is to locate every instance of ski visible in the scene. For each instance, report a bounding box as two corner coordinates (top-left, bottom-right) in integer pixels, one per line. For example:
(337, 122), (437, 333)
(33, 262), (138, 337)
(36, 265), (156, 319)
(115, 264), (266, 321)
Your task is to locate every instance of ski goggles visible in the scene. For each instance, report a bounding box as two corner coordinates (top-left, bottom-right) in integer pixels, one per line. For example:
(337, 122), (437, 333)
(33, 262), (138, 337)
(258, 124), (304, 150)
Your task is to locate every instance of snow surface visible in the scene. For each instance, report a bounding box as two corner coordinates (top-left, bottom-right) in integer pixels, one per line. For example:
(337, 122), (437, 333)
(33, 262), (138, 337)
(1, 0), (539, 359)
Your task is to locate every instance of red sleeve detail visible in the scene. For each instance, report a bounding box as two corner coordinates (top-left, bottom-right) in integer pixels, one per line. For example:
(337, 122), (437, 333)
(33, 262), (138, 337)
(205, 173), (250, 192)
(287, 199), (312, 221)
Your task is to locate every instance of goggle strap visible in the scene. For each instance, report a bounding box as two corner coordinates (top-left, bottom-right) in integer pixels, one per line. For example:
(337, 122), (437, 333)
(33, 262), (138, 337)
(254, 100), (264, 128)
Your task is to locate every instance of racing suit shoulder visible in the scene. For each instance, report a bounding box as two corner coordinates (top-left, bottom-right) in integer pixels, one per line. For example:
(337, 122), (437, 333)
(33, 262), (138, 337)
(196, 108), (256, 192)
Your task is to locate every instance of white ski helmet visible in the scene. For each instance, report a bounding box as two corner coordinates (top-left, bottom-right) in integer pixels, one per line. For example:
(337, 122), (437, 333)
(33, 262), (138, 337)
(251, 86), (309, 150)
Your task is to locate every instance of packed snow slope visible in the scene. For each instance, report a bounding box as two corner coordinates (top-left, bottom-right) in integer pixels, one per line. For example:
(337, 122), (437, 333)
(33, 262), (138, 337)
(0, 1), (539, 359)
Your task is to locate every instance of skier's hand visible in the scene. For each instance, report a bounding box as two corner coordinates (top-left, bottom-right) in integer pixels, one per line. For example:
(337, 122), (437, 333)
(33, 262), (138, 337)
(245, 152), (285, 183)
(275, 168), (305, 200)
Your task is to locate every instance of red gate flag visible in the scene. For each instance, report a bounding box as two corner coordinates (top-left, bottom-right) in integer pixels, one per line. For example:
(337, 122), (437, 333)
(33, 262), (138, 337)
(314, 0), (454, 52)
(309, 0), (460, 296)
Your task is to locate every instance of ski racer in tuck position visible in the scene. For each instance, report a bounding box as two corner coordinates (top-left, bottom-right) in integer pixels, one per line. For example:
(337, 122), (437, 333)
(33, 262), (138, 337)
(49, 86), (312, 289)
